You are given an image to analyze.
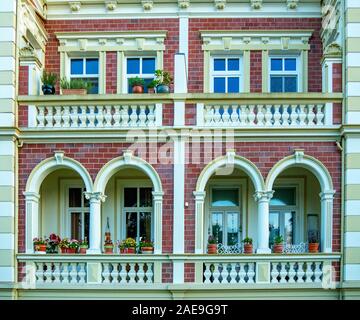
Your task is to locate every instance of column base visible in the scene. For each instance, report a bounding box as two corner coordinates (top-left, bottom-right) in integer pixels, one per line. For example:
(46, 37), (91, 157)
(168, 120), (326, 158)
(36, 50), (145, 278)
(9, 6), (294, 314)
(86, 249), (102, 254)
(256, 248), (271, 254)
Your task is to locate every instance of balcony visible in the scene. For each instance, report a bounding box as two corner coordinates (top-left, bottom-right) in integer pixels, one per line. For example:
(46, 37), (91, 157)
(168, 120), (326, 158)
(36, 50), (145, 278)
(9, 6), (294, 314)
(17, 93), (342, 130)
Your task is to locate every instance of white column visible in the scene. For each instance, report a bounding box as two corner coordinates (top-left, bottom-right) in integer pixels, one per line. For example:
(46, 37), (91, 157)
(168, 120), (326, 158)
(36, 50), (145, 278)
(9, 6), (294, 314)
(24, 192), (40, 254)
(254, 191), (273, 254)
(193, 191), (206, 254)
(152, 191), (164, 254)
(85, 192), (106, 254)
(320, 190), (335, 253)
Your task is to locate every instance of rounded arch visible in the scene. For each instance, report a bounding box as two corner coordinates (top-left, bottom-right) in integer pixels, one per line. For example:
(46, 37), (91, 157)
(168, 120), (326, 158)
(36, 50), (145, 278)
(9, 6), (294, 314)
(195, 154), (265, 192)
(94, 152), (163, 194)
(265, 153), (334, 192)
(26, 154), (93, 194)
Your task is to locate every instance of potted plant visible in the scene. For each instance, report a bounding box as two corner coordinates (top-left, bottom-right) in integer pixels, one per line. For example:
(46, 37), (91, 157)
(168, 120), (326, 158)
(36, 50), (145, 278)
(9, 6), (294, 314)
(273, 235), (284, 254)
(147, 79), (158, 94)
(58, 238), (70, 254)
(104, 239), (114, 254)
(308, 231), (320, 253)
(78, 238), (88, 254)
(242, 237), (253, 254)
(33, 237), (47, 253)
(68, 239), (79, 254)
(154, 69), (172, 93)
(128, 77), (145, 94)
(139, 240), (154, 254)
(207, 235), (217, 254)
(60, 78), (92, 95)
(46, 233), (61, 254)
(119, 237), (137, 254)
(41, 70), (57, 95)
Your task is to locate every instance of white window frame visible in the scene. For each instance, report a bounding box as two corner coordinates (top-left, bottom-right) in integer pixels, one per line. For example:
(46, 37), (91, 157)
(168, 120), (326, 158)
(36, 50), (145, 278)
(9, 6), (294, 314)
(116, 179), (154, 243)
(210, 55), (243, 93)
(68, 57), (100, 93)
(269, 178), (305, 245)
(268, 55), (301, 93)
(123, 56), (157, 93)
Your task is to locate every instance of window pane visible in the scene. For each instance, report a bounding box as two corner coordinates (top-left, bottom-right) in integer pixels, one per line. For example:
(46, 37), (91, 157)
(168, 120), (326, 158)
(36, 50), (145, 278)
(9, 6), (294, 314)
(227, 212), (239, 246)
(284, 212), (295, 245)
(84, 212), (90, 242)
(212, 189), (239, 207)
(271, 58), (282, 71)
(69, 188), (82, 207)
(140, 188), (152, 207)
(284, 76), (297, 92)
(127, 58), (140, 74)
(214, 77), (226, 93)
(78, 77), (98, 94)
(228, 58), (240, 71)
(269, 212), (280, 246)
(86, 58), (99, 74)
(211, 212), (223, 244)
(270, 76), (283, 93)
(214, 59), (225, 71)
(139, 212), (152, 242)
(126, 212), (137, 239)
(70, 59), (83, 75)
(124, 188), (137, 207)
(228, 77), (240, 93)
(71, 212), (81, 240)
(142, 58), (155, 74)
(285, 58), (296, 71)
(270, 187), (296, 206)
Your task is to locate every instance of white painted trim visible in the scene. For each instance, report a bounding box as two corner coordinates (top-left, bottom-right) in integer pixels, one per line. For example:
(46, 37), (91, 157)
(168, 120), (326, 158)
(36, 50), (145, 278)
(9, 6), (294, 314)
(346, 169), (360, 185)
(0, 85), (15, 99)
(179, 17), (189, 71)
(196, 103), (204, 126)
(0, 171), (14, 187)
(344, 232), (360, 247)
(173, 260), (184, 284)
(346, 53), (360, 67)
(347, 82), (360, 96)
(0, 267), (14, 282)
(0, 58), (15, 72)
(0, 141), (14, 156)
(155, 103), (163, 127)
(174, 101), (185, 126)
(344, 265), (360, 281)
(0, 1), (16, 12)
(0, 27), (15, 42)
(0, 113), (15, 127)
(0, 202), (14, 217)
(346, 23), (360, 38)
(346, 138), (360, 154)
(345, 200), (360, 216)
(0, 234), (14, 250)
(346, 112), (360, 124)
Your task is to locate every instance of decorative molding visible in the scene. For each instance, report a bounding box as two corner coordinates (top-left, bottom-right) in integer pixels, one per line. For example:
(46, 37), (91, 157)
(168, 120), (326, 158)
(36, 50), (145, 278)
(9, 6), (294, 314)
(253, 191), (274, 202)
(142, 0), (153, 11)
(84, 191), (107, 202)
(178, 0), (190, 9)
(226, 149), (235, 165)
(294, 149), (305, 163)
(324, 42), (342, 58)
(69, 1), (81, 12)
(250, 0), (262, 10)
(54, 151), (65, 164)
(105, 0), (117, 11)
(123, 149), (133, 164)
(214, 0), (226, 10)
(287, 0), (299, 10)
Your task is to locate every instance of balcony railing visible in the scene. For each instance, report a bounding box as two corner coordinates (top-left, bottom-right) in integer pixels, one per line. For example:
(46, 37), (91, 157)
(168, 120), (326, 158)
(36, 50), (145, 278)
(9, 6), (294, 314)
(17, 93), (342, 129)
(18, 253), (340, 288)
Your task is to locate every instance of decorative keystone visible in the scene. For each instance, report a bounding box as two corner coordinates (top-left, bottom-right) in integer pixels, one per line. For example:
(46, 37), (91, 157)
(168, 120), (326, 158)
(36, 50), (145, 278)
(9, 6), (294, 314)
(261, 37), (269, 44)
(243, 37), (251, 44)
(98, 38), (107, 46)
(123, 149), (133, 164)
(105, 0), (117, 11)
(69, 1), (81, 12)
(251, 0), (262, 10)
(142, 0), (153, 11)
(54, 151), (65, 164)
(214, 0), (226, 10)
(281, 37), (290, 50)
(178, 0), (190, 9)
(226, 149), (236, 165)
(222, 37), (232, 50)
(136, 38), (145, 50)
(287, 0), (298, 10)
(78, 39), (87, 51)
(294, 149), (304, 163)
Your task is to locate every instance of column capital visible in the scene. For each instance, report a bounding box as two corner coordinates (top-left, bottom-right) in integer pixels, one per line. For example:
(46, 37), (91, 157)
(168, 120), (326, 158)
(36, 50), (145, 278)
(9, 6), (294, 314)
(23, 191), (40, 202)
(84, 192), (107, 202)
(320, 190), (336, 201)
(152, 191), (164, 201)
(253, 191), (274, 202)
(193, 191), (206, 201)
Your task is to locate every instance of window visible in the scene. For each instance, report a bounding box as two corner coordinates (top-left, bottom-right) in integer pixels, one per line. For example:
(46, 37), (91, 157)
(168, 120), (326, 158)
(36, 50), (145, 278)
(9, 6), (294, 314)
(67, 187), (90, 241)
(269, 57), (299, 93)
(125, 57), (156, 93)
(123, 187), (153, 243)
(70, 58), (99, 94)
(211, 57), (242, 93)
(210, 188), (241, 246)
(269, 187), (297, 246)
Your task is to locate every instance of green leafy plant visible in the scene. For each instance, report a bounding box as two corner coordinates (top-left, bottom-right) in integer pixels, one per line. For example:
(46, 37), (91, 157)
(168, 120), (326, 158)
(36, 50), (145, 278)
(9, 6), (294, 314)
(147, 79), (159, 89)
(154, 69), (172, 86)
(79, 238), (88, 247)
(128, 76), (145, 87)
(68, 239), (79, 249)
(139, 241), (154, 248)
(274, 235), (284, 245)
(242, 237), (253, 245)
(118, 237), (137, 249)
(60, 77), (92, 91)
(33, 237), (47, 245)
(58, 238), (70, 249)
(207, 235), (217, 244)
(41, 70), (57, 86)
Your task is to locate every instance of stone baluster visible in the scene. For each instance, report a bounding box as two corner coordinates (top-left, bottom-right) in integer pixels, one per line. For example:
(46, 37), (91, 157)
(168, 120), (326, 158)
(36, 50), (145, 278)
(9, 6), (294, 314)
(119, 264), (128, 283)
(147, 105), (155, 126)
(113, 106), (121, 127)
(137, 263), (145, 284)
(138, 105), (147, 126)
(212, 264), (221, 284)
(88, 106), (95, 127)
(229, 263), (238, 283)
(282, 105), (290, 126)
(102, 263), (111, 284)
(129, 105), (138, 126)
(104, 106), (112, 127)
(222, 105), (230, 123)
(264, 105), (272, 126)
(214, 105), (221, 124)
(121, 105), (129, 127)
(203, 263), (212, 284)
(37, 107), (45, 127)
(248, 105), (256, 126)
(257, 105), (265, 126)
(238, 263), (246, 284)
(204, 105), (213, 125)
(230, 105), (239, 125)
(54, 106), (62, 128)
(298, 105), (307, 126)
(79, 106), (87, 128)
(96, 106), (104, 128)
(70, 106), (79, 128)
(45, 106), (54, 128)
(62, 107), (70, 127)
(316, 104), (325, 125)
(290, 106), (298, 126)
(307, 104), (315, 125)
(78, 263), (86, 284)
(273, 105), (281, 126)
(128, 263), (137, 284)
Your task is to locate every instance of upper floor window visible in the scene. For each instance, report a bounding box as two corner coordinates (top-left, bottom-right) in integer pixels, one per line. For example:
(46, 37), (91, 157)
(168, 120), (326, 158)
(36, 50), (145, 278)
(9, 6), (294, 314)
(211, 57), (242, 93)
(269, 57), (300, 93)
(126, 57), (156, 93)
(70, 58), (99, 94)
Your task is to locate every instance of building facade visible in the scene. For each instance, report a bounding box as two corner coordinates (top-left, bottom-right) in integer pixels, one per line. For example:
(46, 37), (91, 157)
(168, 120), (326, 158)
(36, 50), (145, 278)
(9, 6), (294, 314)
(0, 0), (359, 299)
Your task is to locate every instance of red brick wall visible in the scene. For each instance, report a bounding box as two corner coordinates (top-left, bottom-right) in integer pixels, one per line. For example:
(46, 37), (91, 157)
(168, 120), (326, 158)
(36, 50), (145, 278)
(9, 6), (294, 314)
(333, 63), (342, 93)
(188, 18), (323, 93)
(18, 143), (174, 254)
(250, 51), (262, 93)
(106, 52), (117, 94)
(18, 66), (29, 127)
(333, 103), (342, 125)
(184, 141), (341, 253)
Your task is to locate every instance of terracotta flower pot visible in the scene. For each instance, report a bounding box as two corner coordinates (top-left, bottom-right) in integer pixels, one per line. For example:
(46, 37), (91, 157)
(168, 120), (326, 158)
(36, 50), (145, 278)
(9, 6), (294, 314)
(62, 88), (87, 95)
(132, 85), (143, 94)
(104, 246), (113, 254)
(79, 246), (88, 254)
(273, 244), (284, 254)
(141, 247), (154, 254)
(308, 243), (319, 253)
(121, 247), (136, 254)
(207, 244), (217, 254)
(35, 244), (47, 253)
(67, 248), (77, 254)
(147, 88), (155, 94)
(243, 244), (253, 254)
(60, 247), (68, 254)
